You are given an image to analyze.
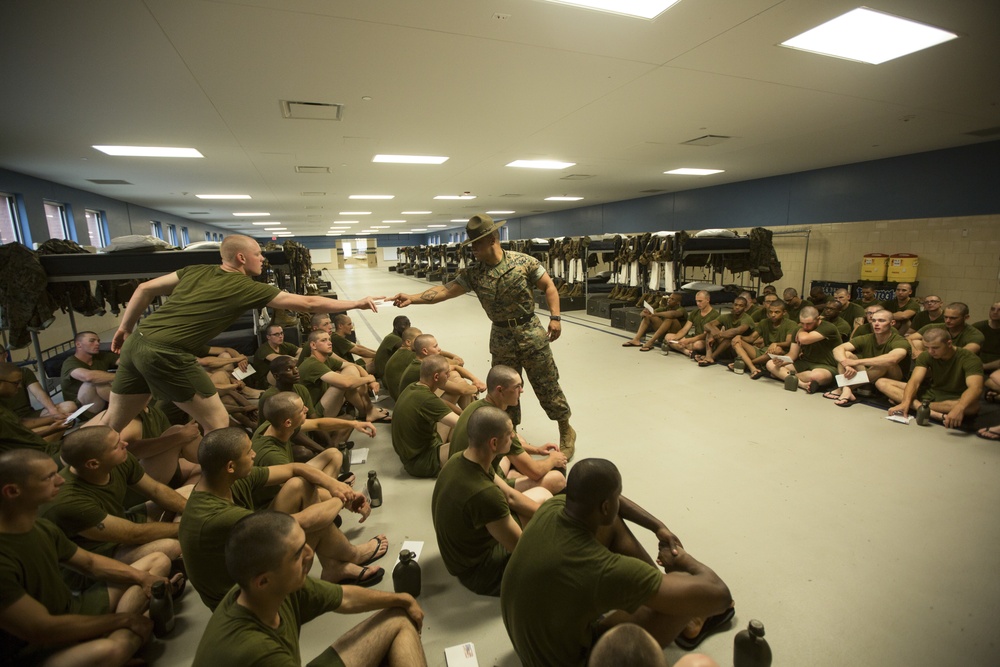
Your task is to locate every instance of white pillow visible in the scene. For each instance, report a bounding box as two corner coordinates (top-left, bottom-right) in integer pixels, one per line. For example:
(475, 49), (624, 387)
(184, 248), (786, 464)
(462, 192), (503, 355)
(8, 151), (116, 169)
(693, 229), (737, 238)
(100, 235), (174, 253)
(681, 281), (724, 292)
(182, 241), (222, 251)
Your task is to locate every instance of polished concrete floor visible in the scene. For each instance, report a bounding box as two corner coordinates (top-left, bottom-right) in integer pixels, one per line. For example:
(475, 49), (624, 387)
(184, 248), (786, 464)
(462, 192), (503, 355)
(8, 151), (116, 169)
(151, 265), (1000, 667)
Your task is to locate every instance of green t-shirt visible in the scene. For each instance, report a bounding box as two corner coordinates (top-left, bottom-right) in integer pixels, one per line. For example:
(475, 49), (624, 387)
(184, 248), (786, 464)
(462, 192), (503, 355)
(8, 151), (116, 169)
(0, 368), (39, 418)
(330, 334), (357, 365)
(455, 249), (544, 322)
(825, 315), (851, 340)
(391, 382), (451, 478)
(918, 323), (985, 350)
(687, 307), (720, 336)
(373, 333), (402, 379)
(973, 320), (1000, 364)
(0, 519), (79, 658)
(796, 320), (841, 368)
(0, 404), (55, 457)
(431, 455), (511, 595)
(179, 467), (269, 610)
(753, 318), (797, 349)
(192, 577), (343, 667)
(137, 265), (281, 355)
(915, 348), (984, 401)
(384, 348), (417, 401)
(500, 496), (663, 667)
(716, 311), (754, 333)
(882, 297), (919, 317)
(297, 356), (344, 415)
(251, 432), (294, 507)
(42, 453), (145, 555)
(60, 351), (118, 405)
(259, 384), (317, 420)
(447, 398), (525, 484)
(398, 358), (422, 395)
(910, 310), (943, 331)
(849, 330), (912, 376)
(841, 302), (866, 330)
(250, 341), (298, 389)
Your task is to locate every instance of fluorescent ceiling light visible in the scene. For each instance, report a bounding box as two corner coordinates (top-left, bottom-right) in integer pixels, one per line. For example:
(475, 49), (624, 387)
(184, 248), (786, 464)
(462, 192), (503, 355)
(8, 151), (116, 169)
(333, 220), (358, 224)
(545, 196), (584, 201)
(401, 211), (432, 215)
(264, 227), (287, 231)
(542, 0), (681, 21)
(506, 159), (576, 170)
(339, 211), (371, 215)
(434, 195), (476, 200)
(251, 222), (274, 225)
(371, 226), (390, 229)
(400, 231), (413, 235)
(373, 154), (449, 164)
(411, 228), (428, 232)
(664, 168), (724, 176)
(93, 145), (204, 158)
(349, 195), (394, 200)
(196, 194), (251, 200)
(326, 233), (342, 236)
(780, 7), (958, 65)
(486, 210), (515, 215)
(233, 212), (269, 217)
(427, 225), (449, 228)
(450, 219), (467, 223)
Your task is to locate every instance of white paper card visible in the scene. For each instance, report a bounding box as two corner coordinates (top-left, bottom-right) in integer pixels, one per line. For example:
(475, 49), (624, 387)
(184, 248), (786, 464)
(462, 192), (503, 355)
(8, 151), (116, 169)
(444, 643), (479, 667)
(232, 364), (255, 381)
(643, 300), (655, 313)
(836, 370), (870, 387)
(768, 353), (793, 364)
(394, 540), (424, 566)
(372, 299), (396, 309)
(63, 403), (95, 424)
(885, 414), (913, 424)
(350, 448), (369, 464)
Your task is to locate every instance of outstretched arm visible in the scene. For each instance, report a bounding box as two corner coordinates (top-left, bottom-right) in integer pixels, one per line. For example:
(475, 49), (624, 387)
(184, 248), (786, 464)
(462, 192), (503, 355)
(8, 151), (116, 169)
(269, 292), (382, 314)
(392, 280), (467, 307)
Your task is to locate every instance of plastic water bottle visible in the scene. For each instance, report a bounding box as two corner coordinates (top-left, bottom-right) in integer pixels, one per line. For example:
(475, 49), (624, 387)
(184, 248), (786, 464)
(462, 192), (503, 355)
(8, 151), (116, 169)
(149, 581), (175, 637)
(783, 370), (798, 392)
(734, 620), (771, 667)
(367, 470), (383, 508)
(916, 399), (931, 426)
(392, 550), (421, 597)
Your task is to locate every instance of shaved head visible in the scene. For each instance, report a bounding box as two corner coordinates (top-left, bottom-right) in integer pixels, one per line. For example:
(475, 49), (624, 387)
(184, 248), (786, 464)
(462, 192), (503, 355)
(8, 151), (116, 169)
(220, 235), (259, 263)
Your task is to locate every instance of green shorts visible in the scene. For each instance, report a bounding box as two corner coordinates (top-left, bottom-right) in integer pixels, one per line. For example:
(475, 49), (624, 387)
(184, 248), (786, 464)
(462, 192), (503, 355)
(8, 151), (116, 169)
(112, 333), (217, 403)
(458, 541), (511, 597)
(306, 646), (346, 667)
(917, 387), (962, 403)
(793, 359), (837, 376)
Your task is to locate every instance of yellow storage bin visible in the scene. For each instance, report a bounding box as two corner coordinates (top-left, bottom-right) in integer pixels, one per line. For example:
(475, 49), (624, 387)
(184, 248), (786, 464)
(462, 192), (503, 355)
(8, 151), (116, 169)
(861, 253), (889, 280)
(888, 253), (919, 281)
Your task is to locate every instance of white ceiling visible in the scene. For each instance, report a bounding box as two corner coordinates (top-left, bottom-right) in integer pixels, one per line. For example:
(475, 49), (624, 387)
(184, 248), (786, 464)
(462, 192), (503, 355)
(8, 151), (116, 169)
(1, 0), (998, 237)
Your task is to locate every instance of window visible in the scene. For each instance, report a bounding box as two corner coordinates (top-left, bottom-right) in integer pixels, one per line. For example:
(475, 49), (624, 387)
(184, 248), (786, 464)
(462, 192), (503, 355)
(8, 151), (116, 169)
(342, 240), (353, 258)
(43, 201), (69, 240)
(355, 239), (367, 254)
(1, 194), (23, 244)
(181, 227), (190, 247)
(151, 221), (163, 239)
(205, 231), (212, 241)
(215, 233), (223, 242)
(83, 209), (107, 247)
(166, 224), (178, 246)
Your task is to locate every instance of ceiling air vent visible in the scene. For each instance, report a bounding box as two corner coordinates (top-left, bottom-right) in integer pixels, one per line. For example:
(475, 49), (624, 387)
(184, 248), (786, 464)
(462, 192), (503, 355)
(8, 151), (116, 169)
(280, 100), (344, 121)
(680, 135), (731, 147)
(639, 188), (669, 193)
(966, 126), (1000, 137)
(295, 166), (330, 174)
(301, 192), (326, 197)
(560, 174), (595, 180)
(500, 193), (523, 197)
(187, 211), (210, 215)
(87, 179), (132, 185)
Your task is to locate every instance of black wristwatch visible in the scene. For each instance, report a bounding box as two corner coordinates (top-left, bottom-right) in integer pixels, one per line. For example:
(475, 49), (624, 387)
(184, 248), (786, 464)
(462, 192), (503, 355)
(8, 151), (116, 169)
(550, 316), (561, 321)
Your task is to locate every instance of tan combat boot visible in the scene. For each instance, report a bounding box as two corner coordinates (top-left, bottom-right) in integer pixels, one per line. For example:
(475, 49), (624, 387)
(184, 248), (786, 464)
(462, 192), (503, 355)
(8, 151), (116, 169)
(558, 420), (576, 460)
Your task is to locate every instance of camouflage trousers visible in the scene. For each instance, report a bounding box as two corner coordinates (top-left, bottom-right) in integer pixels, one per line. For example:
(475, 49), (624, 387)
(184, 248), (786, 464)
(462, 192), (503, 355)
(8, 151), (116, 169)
(490, 316), (571, 426)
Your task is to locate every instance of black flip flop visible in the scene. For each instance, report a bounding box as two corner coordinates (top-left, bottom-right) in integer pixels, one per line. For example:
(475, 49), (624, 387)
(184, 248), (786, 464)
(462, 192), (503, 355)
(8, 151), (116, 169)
(336, 565), (385, 588)
(360, 535), (388, 566)
(674, 607), (736, 650)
